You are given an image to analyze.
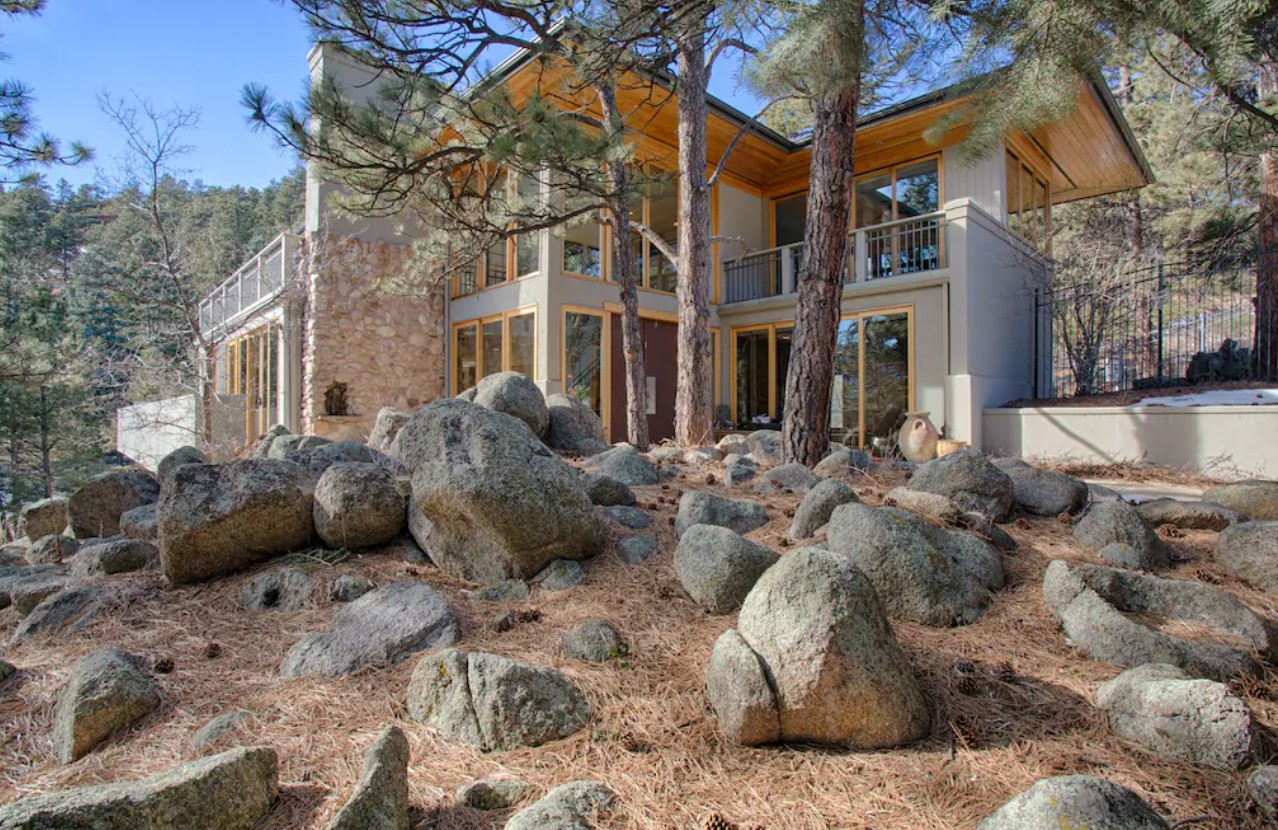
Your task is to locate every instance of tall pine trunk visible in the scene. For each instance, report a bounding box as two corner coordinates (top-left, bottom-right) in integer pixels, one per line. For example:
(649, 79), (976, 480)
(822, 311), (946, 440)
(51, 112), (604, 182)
(673, 10), (715, 448)
(37, 385), (52, 499)
(597, 81), (651, 449)
(1257, 58), (1278, 380)
(781, 9), (862, 466)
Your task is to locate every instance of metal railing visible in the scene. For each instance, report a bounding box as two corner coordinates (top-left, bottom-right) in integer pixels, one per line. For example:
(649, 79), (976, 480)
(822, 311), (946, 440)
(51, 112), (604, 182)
(721, 213), (948, 304)
(198, 232), (298, 336)
(1034, 251), (1278, 399)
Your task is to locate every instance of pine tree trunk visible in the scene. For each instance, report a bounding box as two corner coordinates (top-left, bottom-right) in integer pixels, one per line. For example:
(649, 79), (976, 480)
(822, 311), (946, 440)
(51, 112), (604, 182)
(38, 385), (52, 499)
(1257, 58), (1278, 380)
(597, 81), (650, 450)
(781, 70), (860, 466)
(673, 12), (715, 448)
(200, 343), (216, 448)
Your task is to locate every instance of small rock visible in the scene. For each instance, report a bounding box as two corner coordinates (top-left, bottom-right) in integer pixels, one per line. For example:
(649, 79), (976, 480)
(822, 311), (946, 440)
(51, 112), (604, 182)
(330, 574), (371, 603)
(367, 407), (411, 454)
(118, 503), (158, 541)
(675, 525), (777, 614)
(545, 394), (607, 453)
(26, 534), (78, 565)
(601, 505), (650, 530)
(745, 430), (782, 465)
(73, 539), (155, 576)
(906, 449), (1014, 522)
(505, 781), (615, 830)
(53, 648), (160, 763)
(813, 448), (871, 478)
(1088, 482), (1124, 502)
(584, 445), (658, 486)
(1096, 542), (1148, 570)
(674, 491), (768, 537)
(887, 487), (963, 523)
(533, 560), (584, 592)
(562, 620), (625, 662)
(1202, 479), (1278, 520)
(18, 496), (68, 540)
(325, 725), (410, 830)
(1005, 466), (1088, 516)
(717, 436), (749, 456)
(473, 371), (550, 437)
(616, 534), (658, 566)
(12, 585), (105, 644)
(1073, 501), (1169, 570)
(1248, 766), (1278, 826)
(760, 463), (818, 493)
(456, 777), (533, 810)
(68, 469), (160, 539)
(464, 580), (531, 601)
(789, 479), (859, 540)
(1136, 498), (1247, 531)
(190, 710), (248, 754)
(976, 775), (1169, 829)
(240, 569), (314, 611)
(581, 473), (635, 507)
(157, 446), (208, 485)
(1215, 521), (1278, 593)
(722, 461), (758, 487)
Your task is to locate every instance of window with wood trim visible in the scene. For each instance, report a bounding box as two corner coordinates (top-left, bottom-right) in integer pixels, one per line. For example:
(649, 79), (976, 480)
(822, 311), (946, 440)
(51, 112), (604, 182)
(564, 310), (604, 415)
(853, 157), (940, 228)
(1006, 150), (1051, 253)
(452, 308), (537, 394)
(452, 170), (544, 298)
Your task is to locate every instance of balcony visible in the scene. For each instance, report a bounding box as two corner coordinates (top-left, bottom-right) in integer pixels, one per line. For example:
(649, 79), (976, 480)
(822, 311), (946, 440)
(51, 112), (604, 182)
(198, 232), (299, 337)
(721, 212), (947, 305)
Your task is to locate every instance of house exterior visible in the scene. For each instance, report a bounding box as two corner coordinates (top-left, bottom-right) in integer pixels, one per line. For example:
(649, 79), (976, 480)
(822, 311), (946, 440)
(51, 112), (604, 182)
(117, 42), (1152, 465)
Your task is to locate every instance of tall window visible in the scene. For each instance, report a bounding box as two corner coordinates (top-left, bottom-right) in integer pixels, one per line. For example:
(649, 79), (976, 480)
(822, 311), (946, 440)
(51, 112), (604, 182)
(452, 169), (543, 297)
(578, 171), (680, 292)
(1006, 150), (1051, 253)
(855, 158), (941, 279)
(564, 311), (603, 415)
(774, 193), (807, 246)
(453, 308), (537, 394)
(646, 179), (678, 292)
(735, 328), (771, 426)
(562, 221), (604, 277)
(831, 309), (911, 450)
(222, 321), (281, 444)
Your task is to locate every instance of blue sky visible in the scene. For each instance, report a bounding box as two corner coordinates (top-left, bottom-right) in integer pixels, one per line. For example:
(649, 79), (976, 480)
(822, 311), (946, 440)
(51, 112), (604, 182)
(4, 0), (767, 191)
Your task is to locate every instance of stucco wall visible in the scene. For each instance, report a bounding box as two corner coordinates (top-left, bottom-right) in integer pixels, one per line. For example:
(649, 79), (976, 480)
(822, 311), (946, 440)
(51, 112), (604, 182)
(983, 405), (1278, 478)
(116, 394), (246, 469)
(301, 234), (447, 437)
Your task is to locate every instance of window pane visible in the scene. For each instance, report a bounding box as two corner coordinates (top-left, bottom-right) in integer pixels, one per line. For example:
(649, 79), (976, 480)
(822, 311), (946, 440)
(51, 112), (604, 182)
(774, 194), (807, 246)
(863, 312), (910, 450)
(516, 232), (539, 277)
(735, 329), (771, 426)
(1033, 176), (1048, 249)
(1020, 163), (1035, 243)
(1005, 152), (1021, 234)
(895, 159), (939, 217)
(484, 243), (507, 287)
(855, 174), (893, 228)
(831, 318), (860, 442)
(456, 324), (478, 392)
(481, 319), (503, 380)
(565, 312), (603, 415)
(562, 223), (603, 277)
(774, 327), (793, 412)
(647, 182), (678, 292)
(508, 312), (535, 378)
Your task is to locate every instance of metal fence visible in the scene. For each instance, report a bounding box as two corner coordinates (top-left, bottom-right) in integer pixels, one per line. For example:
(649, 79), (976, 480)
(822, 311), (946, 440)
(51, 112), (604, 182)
(198, 233), (297, 337)
(1034, 253), (1278, 399)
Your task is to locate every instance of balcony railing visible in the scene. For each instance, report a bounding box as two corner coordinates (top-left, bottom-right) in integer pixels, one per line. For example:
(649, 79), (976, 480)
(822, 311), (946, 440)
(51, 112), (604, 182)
(198, 232), (298, 337)
(721, 212), (947, 304)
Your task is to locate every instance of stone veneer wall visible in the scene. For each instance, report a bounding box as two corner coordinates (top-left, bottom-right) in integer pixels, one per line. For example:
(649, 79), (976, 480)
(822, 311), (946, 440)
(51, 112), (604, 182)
(301, 234), (446, 437)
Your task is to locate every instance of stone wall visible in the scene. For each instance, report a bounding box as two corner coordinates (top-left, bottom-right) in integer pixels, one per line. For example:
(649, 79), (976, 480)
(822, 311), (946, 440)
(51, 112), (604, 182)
(301, 234), (446, 437)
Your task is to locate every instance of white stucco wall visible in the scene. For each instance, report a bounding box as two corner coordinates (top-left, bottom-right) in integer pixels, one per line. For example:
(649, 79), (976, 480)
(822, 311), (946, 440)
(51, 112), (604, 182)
(983, 405), (1278, 478)
(116, 395), (246, 469)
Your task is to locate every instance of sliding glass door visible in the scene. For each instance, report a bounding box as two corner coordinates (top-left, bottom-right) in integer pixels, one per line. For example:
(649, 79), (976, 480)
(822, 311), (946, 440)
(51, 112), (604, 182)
(832, 307), (912, 449)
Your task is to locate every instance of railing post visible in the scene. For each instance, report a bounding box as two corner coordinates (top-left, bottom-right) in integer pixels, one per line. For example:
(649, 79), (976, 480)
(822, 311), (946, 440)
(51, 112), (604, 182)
(852, 230), (866, 282)
(1156, 262), (1165, 381)
(780, 247), (795, 295)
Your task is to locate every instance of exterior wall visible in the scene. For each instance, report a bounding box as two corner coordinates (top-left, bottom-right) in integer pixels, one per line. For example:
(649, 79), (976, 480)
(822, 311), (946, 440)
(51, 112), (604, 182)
(116, 394), (245, 470)
(983, 405), (1278, 478)
(301, 234), (447, 437)
(943, 142), (1005, 219)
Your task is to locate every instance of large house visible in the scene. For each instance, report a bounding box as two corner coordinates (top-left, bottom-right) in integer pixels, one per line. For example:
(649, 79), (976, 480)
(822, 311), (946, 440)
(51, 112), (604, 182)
(117, 42), (1151, 467)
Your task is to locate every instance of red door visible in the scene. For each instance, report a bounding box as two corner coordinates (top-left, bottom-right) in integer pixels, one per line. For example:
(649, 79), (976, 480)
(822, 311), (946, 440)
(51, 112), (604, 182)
(610, 316), (677, 443)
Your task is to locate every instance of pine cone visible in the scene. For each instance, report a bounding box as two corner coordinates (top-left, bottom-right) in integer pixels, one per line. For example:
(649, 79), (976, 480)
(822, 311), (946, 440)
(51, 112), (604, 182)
(995, 662), (1017, 683)
(701, 814), (735, 830)
(955, 674), (980, 695)
(954, 659), (977, 675)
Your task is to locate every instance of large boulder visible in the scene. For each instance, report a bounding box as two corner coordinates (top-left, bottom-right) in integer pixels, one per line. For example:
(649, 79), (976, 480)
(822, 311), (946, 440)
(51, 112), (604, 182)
(325, 726), (409, 830)
(1096, 663), (1256, 769)
(707, 548), (929, 748)
(0, 745), (278, 830)
(977, 776), (1169, 830)
(674, 491), (769, 537)
(581, 473), (634, 507)
(759, 463), (818, 493)
(281, 582), (460, 678)
(545, 394), (607, 454)
(67, 470), (160, 539)
(158, 459), (315, 584)
(674, 525), (777, 614)
(583, 445), (658, 487)
(267, 434), (330, 460)
(1073, 501), (1169, 571)
(18, 496), (67, 540)
(825, 503), (1004, 626)
(505, 781), (616, 830)
(313, 462), (407, 550)
(286, 441), (392, 478)
(906, 449), (1014, 522)
(472, 371), (549, 437)
(1215, 521), (1278, 593)
(398, 400), (601, 584)
(157, 446), (207, 485)
(248, 424), (291, 458)
(1202, 479), (1278, 520)
(367, 407), (411, 454)
(1005, 466), (1088, 516)
(26, 534), (78, 565)
(1135, 498), (1247, 531)
(73, 539), (155, 576)
(745, 430), (782, 465)
(11, 585), (106, 644)
(790, 479), (860, 540)
(1043, 559), (1276, 680)
(407, 648), (591, 751)
(118, 503), (157, 542)
(52, 648), (159, 763)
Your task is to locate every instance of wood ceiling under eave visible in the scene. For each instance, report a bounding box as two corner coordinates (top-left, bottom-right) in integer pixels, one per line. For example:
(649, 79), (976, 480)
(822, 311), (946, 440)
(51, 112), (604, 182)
(500, 60), (1150, 204)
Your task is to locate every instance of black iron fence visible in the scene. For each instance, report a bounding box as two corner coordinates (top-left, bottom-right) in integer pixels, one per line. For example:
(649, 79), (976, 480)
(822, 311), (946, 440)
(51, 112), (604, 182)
(1034, 252), (1278, 399)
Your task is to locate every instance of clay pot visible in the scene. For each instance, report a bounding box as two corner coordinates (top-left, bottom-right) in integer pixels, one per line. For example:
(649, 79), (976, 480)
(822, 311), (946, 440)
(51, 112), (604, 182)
(897, 413), (940, 462)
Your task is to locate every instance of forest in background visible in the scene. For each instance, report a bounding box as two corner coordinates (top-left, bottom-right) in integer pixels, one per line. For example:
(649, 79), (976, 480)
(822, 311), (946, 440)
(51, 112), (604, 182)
(0, 167), (304, 506)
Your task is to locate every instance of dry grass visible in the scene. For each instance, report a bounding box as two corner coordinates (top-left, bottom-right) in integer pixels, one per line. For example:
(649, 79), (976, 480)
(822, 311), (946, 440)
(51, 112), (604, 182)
(1, 464), (1276, 829)
(1036, 458), (1229, 489)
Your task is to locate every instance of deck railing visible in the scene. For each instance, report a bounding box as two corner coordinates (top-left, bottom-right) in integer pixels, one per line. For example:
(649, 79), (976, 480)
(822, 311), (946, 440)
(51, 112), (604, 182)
(198, 232), (298, 336)
(721, 212), (947, 304)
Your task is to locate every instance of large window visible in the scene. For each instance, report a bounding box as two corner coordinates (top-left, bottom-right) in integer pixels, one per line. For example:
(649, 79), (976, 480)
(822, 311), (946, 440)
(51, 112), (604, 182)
(453, 170), (544, 297)
(564, 310), (604, 415)
(855, 157), (942, 279)
(832, 308), (912, 450)
(774, 193), (807, 246)
(222, 321), (281, 444)
(731, 323), (793, 428)
(562, 170), (681, 293)
(646, 180), (678, 292)
(452, 308), (537, 394)
(562, 221), (604, 278)
(1006, 150), (1051, 253)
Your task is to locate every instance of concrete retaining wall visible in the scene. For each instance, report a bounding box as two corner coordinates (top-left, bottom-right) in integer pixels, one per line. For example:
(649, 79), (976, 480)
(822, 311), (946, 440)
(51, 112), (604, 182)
(983, 405), (1278, 478)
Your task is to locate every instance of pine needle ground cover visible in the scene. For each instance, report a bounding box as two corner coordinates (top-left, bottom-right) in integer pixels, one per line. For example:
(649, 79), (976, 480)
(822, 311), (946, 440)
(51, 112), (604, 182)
(0, 464), (1272, 829)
